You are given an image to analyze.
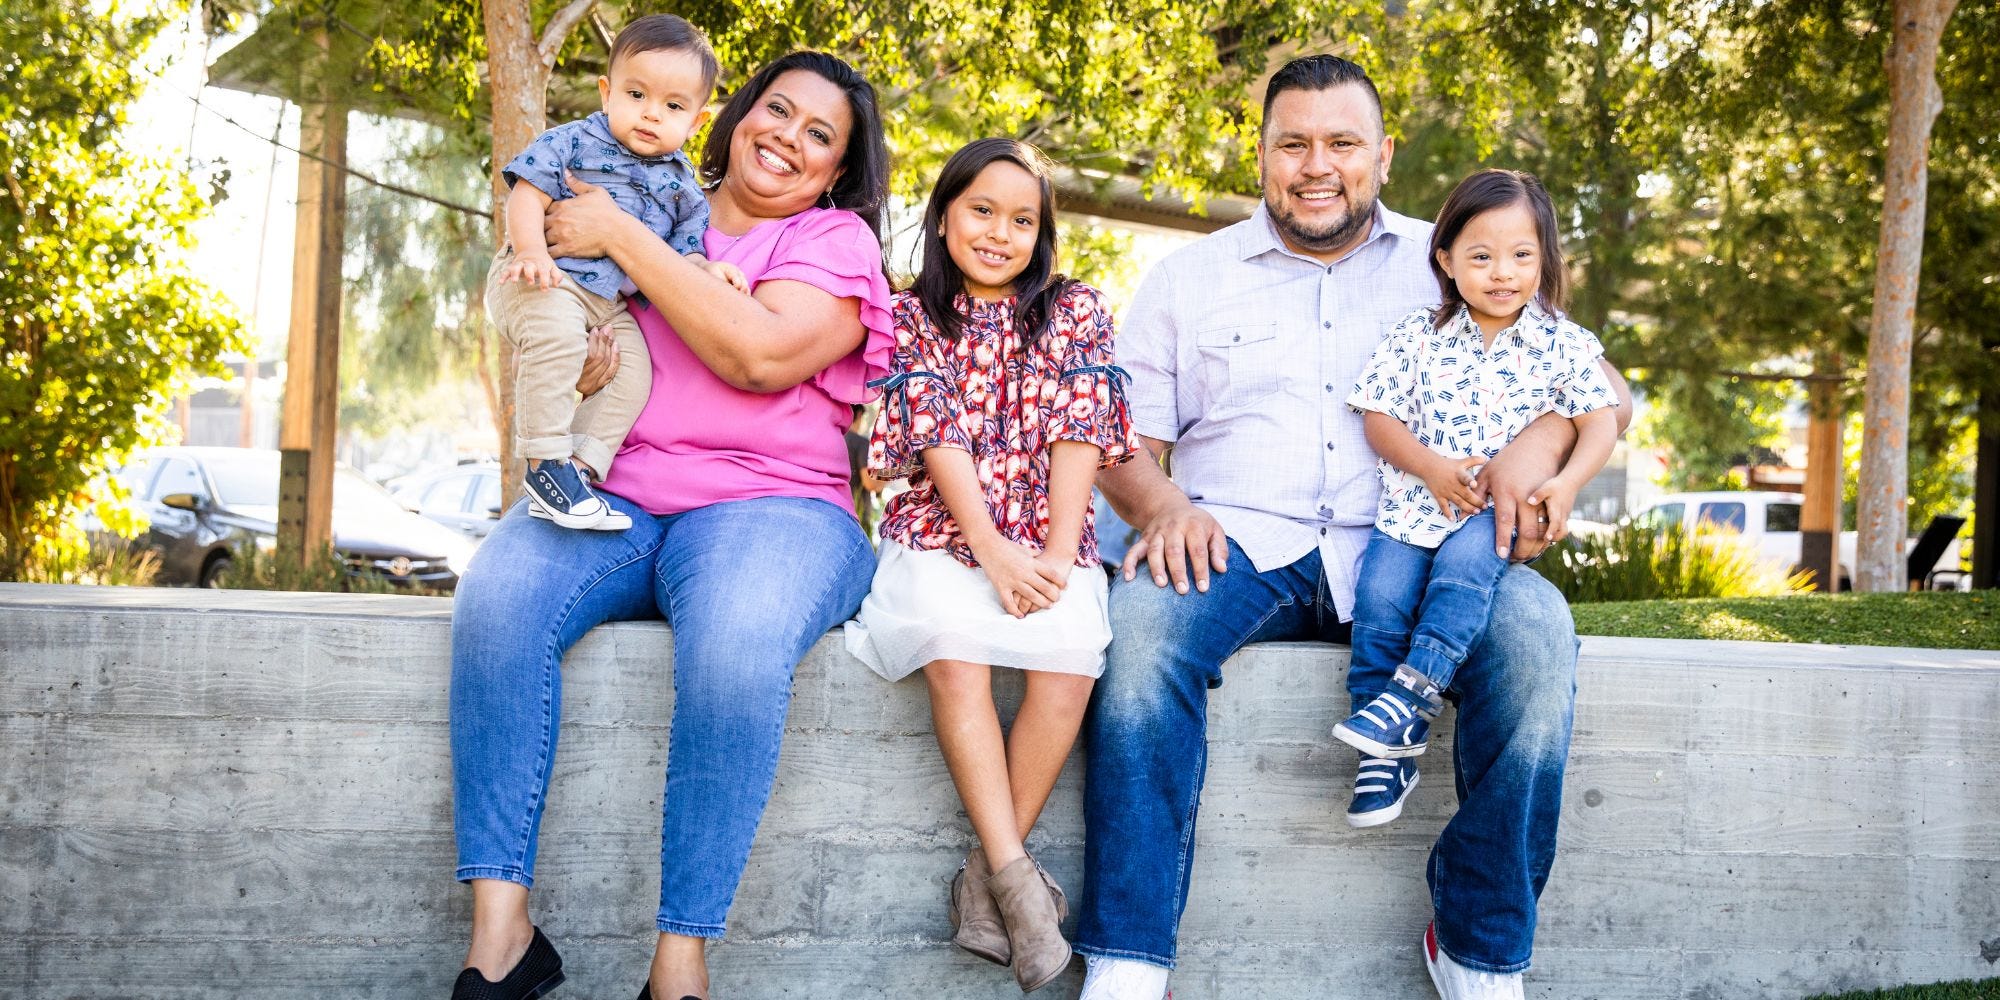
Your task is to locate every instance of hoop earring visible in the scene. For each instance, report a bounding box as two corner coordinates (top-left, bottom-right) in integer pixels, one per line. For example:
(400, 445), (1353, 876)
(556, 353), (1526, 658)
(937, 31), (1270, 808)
(819, 188), (836, 210)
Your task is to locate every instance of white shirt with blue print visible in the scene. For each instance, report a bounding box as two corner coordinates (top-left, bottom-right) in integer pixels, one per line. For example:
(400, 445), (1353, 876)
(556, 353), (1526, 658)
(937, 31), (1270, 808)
(503, 111), (709, 302)
(1346, 300), (1619, 548)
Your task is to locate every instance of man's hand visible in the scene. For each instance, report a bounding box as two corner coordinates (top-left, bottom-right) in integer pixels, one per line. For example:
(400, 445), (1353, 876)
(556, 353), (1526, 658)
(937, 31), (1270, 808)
(575, 325), (620, 396)
(1478, 434), (1565, 561)
(498, 251), (564, 290)
(1120, 499), (1229, 595)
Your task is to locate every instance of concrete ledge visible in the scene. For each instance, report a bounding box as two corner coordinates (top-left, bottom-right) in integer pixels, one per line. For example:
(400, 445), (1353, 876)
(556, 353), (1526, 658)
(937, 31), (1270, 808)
(3, 582), (1997, 998)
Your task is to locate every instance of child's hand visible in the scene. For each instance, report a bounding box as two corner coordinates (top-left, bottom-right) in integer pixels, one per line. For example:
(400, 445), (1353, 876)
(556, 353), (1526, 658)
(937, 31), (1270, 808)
(1421, 454), (1488, 521)
(1524, 476), (1581, 544)
(1032, 547), (1076, 595)
(499, 252), (565, 290)
(703, 260), (750, 294)
(973, 537), (1065, 619)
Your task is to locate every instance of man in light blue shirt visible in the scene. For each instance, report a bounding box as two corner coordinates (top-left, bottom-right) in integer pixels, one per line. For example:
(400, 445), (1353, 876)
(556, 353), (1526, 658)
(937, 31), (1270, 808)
(1074, 56), (1631, 1000)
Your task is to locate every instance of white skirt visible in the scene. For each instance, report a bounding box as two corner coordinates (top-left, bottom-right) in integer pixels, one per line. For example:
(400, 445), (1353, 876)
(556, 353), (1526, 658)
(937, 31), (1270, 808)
(843, 541), (1111, 682)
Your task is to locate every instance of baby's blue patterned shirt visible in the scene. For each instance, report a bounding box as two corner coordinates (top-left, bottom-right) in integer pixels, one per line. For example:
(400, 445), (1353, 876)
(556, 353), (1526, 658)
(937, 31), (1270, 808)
(503, 111), (709, 301)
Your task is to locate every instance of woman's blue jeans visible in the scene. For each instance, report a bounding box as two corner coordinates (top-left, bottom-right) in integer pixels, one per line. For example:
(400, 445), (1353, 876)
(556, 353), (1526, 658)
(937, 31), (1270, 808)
(450, 492), (874, 937)
(1077, 540), (1577, 974)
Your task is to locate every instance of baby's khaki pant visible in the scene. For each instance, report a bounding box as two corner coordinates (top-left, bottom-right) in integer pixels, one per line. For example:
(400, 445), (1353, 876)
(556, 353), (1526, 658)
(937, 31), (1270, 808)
(486, 250), (652, 479)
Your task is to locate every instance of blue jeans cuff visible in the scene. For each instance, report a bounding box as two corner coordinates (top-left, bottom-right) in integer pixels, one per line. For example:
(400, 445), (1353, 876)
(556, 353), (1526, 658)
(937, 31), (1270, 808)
(657, 917), (727, 939)
(1072, 943), (1176, 970)
(1435, 923), (1532, 975)
(456, 865), (532, 888)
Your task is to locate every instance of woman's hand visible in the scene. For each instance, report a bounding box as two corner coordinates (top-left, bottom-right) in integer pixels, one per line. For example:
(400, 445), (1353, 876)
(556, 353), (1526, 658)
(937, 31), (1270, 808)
(544, 175), (637, 260)
(574, 325), (621, 396)
(972, 536), (1065, 619)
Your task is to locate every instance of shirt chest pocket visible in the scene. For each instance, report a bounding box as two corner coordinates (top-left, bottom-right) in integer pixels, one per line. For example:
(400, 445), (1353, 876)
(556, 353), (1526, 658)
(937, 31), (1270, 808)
(1193, 323), (1284, 408)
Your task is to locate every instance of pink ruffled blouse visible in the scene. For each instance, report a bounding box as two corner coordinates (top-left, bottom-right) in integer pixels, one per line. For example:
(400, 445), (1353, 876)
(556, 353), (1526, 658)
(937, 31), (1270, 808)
(598, 207), (893, 516)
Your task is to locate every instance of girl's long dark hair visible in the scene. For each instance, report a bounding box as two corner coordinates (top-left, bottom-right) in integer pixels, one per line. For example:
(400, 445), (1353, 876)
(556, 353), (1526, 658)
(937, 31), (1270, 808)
(912, 138), (1074, 345)
(1429, 168), (1568, 327)
(700, 50), (890, 257)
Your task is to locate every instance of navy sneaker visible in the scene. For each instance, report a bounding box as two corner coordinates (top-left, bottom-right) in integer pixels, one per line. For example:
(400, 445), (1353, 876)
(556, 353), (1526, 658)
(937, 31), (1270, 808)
(1333, 664), (1445, 759)
(524, 458), (619, 530)
(1346, 754), (1420, 828)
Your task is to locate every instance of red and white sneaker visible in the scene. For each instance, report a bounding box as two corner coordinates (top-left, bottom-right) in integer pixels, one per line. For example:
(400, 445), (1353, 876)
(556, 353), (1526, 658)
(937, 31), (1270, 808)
(1079, 956), (1170, 1000)
(1424, 923), (1524, 1000)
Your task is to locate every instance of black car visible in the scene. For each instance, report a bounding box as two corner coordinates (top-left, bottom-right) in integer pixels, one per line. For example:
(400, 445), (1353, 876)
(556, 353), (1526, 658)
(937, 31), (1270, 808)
(105, 447), (476, 589)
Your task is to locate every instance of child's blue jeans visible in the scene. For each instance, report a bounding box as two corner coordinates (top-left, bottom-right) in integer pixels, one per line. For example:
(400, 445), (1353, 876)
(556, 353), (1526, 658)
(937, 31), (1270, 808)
(1349, 509), (1513, 709)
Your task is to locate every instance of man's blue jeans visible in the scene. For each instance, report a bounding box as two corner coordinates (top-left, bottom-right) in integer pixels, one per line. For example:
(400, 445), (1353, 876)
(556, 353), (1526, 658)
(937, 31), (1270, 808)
(1077, 539), (1577, 974)
(1350, 511), (1514, 705)
(450, 492), (874, 937)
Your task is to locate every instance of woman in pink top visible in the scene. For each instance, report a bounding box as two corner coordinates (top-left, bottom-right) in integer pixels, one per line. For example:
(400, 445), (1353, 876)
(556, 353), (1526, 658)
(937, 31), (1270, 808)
(448, 52), (892, 1000)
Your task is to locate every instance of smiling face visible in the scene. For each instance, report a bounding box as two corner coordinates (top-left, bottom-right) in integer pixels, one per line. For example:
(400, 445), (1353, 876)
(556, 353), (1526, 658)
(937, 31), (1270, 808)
(596, 47), (713, 158)
(1256, 82), (1394, 262)
(941, 160), (1043, 301)
(1436, 201), (1543, 336)
(722, 68), (854, 216)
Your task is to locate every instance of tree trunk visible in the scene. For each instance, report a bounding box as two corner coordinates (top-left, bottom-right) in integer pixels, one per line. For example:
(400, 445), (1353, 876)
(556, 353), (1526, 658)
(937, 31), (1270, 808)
(1855, 0), (1957, 592)
(482, 0), (545, 508)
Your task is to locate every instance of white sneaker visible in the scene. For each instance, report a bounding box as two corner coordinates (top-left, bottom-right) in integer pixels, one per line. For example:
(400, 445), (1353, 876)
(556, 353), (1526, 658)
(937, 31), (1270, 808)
(1424, 923), (1524, 999)
(1079, 956), (1170, 1000)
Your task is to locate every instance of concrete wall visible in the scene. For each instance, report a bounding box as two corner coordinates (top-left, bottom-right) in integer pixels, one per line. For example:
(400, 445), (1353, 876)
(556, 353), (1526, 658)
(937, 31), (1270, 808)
(2, 583), (1996, 999)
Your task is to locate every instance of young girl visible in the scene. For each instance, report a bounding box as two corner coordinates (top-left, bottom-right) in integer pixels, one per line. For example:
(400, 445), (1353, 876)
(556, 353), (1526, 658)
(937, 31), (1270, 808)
(1338, 168), (1620, 828)
(843, 138), (1137, 993)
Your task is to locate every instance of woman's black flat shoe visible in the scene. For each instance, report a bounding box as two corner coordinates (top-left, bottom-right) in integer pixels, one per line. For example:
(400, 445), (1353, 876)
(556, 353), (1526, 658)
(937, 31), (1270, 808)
(452, 927), (565, 999)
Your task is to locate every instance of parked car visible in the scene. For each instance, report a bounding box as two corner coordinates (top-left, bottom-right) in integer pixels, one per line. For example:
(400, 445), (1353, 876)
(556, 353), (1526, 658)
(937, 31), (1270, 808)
(101, 446), (476, 590)
(1625, 490), (1962, 589)
(388, 462), (503, 540)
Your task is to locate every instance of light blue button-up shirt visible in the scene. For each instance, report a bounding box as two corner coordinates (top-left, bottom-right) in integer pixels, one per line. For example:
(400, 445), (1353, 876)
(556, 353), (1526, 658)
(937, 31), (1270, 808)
(1120, 202), (1438, 620)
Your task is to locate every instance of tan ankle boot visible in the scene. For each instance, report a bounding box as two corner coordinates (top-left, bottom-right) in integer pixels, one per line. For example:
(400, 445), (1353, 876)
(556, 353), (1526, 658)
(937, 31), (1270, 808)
(987, 855), (1073, 993)
(949, 846), (1010, 965)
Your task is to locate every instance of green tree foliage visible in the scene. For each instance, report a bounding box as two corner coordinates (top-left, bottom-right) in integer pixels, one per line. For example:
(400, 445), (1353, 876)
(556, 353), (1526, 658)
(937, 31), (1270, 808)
(0, 0), (247, 579)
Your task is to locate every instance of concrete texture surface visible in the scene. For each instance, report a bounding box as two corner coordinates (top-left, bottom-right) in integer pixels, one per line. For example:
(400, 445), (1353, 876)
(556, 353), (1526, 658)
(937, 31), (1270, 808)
(2, 583), (1996, 999)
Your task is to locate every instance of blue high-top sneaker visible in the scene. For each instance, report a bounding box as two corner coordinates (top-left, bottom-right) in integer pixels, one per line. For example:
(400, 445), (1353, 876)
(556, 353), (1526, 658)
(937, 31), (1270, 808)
(1333, 664), (1446, 759)
(524, 458), (628, 530)
(1346, 754), (1420, 828)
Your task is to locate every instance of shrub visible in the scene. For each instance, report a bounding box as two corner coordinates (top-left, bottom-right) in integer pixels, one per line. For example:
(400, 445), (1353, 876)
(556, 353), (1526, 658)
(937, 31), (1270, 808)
(213, 539), (412, 595)
(1531, 522), (1811, 604)
(14, 520), (159, 586)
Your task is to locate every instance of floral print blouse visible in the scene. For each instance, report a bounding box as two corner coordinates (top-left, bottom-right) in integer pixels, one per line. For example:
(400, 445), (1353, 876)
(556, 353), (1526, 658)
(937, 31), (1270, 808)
(870, 284), (1139, 569)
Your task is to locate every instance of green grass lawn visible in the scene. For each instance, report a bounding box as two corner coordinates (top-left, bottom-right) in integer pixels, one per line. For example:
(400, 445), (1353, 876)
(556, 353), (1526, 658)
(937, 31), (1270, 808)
(1570, 591), (1999, 649)
(1808, 979), (2000, 999)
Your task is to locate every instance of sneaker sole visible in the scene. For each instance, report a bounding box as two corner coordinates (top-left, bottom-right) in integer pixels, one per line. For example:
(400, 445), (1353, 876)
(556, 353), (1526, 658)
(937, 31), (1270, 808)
(528, 497), (629, 530)
(1332, 722), (1428, 759)
(1424, 927), (1447, 999)
(1346, 768), (1417, 828)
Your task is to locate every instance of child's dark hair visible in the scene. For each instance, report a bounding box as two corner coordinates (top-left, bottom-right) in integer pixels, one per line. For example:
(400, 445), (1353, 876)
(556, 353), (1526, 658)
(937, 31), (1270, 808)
(1429, 168), (1568, 326)
(913, 137), (1073, 346)
(609, 15), (720, 93)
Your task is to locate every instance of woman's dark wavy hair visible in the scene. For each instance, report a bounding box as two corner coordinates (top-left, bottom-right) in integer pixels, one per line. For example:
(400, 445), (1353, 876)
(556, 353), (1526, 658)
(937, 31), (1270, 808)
(699, 50), (890, 255)
(1429, 168), (1568, 326)
(913, 137), (1073, 345)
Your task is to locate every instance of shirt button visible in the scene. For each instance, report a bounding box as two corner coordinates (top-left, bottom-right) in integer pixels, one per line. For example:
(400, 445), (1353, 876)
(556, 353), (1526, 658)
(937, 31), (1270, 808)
(1320, 527), (1328, 536)
(1325, 442), (1335, 451)
(1324, 383), (1335, 393)
(1232, 334), (1241, 343)
(1322, 321), (1331, 329)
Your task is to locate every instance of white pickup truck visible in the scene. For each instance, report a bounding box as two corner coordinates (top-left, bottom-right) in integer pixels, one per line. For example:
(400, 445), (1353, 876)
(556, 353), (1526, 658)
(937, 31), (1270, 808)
(1625, 491), (1965, 590)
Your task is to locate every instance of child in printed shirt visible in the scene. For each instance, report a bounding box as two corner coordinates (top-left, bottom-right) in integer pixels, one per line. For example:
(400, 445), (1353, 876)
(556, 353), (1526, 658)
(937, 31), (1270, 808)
(1337, 169), (1620, 828)
(842, 139), (1138, 994)
(486, 14), (745, 531)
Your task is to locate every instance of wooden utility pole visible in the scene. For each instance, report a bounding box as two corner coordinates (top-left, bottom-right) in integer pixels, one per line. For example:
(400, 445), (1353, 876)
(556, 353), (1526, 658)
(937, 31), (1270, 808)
(1801, 367), (1844, 591)
(1855, 0), (1957, 592)
(276, 26), (348, 569)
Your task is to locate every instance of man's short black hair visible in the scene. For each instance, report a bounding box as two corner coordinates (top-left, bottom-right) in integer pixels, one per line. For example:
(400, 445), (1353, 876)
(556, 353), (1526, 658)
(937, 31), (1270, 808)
(609, 14), (720, 93)
(1261, 54), (1383, 136)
